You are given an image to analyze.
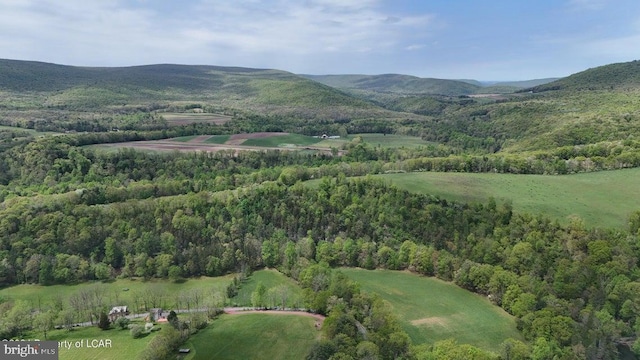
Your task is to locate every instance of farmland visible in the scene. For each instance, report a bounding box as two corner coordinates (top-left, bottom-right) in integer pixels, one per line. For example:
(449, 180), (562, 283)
(183, 313), (319, 360)
(160, 113), (232, 126)
(378, 168), (640, 229)
(341, 269), (522, 352)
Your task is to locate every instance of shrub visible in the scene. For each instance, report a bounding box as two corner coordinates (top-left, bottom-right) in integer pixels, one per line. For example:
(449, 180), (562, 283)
(114, 317), (130, 330)
(130, 324), (144, 339)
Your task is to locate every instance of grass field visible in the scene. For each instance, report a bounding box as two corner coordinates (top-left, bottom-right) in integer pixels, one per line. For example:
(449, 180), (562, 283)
(183, 313), (319, 360)
(378, 168), (640, 229)
(231, 269), (303, 307)
(204, 135), (230, 144)
(0, 276), (233, 312)
(314, 133), (431, 149)
(161, 113), (232, 126)
(341, 268), (522, 352)
(172, 135), (200, 142)
(45, 320), (167, 360)
(242, 133), (321, 147)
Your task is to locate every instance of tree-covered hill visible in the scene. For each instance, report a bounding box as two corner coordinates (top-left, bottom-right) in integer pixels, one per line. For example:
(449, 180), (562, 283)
(301, 73), (482, 96)
(530, 59), (640, 92)
(0, 59), (384, 118)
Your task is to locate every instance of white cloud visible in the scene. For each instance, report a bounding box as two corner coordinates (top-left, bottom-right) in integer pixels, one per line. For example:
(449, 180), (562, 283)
(0, 0), (435, 70)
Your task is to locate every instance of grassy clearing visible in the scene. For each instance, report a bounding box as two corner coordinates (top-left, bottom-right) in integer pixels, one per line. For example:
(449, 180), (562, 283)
(0, 124), (58, 135)
(341, 268), (522, 352)
(184, 313), (318, 360)
(204, 135), (230, 144)
(378, 168), (640, 229)
(231, 269), (303, 307)
(242, 134), (321, 147)
(314, 133), (431, 149)
(172, 135), (200, 142)
(45, 320), (167, 360)
(161, 113), (232, 126)
(0, 277), (233, 312)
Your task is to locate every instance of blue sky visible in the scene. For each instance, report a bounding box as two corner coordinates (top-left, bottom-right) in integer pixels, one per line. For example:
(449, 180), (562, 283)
(1, 0), (639, 80)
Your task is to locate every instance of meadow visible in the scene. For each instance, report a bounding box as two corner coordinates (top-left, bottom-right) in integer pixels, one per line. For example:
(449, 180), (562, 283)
(0, 276), (233, 312)
(50, 320), (167, 360)
(160, 113), (232, 126)
(183, 313), (319, 360)
(341, 268), (522, 352)
(314, 133), (431, 149)
(378, 168), (640, 229)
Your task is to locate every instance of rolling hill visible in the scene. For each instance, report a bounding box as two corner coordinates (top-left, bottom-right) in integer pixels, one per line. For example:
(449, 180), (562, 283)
(302, 73), (481, 96)
(531, 60), (640, 92)
(0, 59), (382, 118)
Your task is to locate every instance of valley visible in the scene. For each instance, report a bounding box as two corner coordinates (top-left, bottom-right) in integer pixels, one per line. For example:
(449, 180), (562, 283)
(1, 58), (640, 360)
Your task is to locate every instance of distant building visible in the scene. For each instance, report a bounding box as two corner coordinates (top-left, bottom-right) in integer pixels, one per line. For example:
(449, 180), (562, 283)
(108, 306), (129, 322)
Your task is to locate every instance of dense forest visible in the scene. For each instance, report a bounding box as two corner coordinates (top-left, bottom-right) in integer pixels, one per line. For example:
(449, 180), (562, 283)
(2, 59), (640, 359)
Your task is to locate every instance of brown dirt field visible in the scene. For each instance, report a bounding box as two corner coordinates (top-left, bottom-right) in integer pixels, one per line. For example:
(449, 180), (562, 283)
(410, 317), (450, 327)
(95, 140), (336, 156)
(228, 132), (289, 140)
(225, 138), (247, 146)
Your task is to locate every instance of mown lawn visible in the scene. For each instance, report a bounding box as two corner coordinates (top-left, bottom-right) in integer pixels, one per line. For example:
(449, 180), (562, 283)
(378, 168), (640, 229)
(341, 268), (522, 353)
(183, 313), (319, 360)
(47, 321), (166, 360)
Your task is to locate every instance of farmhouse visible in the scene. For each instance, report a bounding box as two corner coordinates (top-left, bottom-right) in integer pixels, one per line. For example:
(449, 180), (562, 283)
(108, 305), (129, 322)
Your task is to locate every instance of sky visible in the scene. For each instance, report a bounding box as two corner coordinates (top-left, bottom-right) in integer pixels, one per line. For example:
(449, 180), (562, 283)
(1, 0), (639, 81)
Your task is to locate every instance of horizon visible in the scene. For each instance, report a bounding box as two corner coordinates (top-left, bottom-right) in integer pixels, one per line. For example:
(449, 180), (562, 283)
(2, 0), (640, 81)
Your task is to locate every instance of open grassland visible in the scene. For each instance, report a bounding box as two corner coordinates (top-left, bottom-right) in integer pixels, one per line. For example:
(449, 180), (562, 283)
(342, 269), (521, 352)
(184, 313), (319, 360)
(231, 269), (303, 307)
(48, 321), (167, 360)
(242, 133), (321, 147)
(160, 113), (232, 126)
(0, 277), (233, 312)
(378, 168), (640, 229)
(314, 133), (431, 149)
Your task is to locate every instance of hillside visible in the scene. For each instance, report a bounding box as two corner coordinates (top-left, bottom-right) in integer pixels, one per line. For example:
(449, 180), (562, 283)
(0, 59), (383, 118)
(531, 60), (640, 92)
(302, 73), (481, 96)
(418, 60), (640, 152)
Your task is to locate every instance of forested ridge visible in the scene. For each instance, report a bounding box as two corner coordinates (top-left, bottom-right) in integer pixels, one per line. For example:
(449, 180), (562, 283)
(2, 58), (640, 359)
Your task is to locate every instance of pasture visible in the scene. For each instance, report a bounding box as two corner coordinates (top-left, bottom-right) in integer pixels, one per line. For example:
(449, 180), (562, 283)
(0, 276), (233, 313)
(341, 268), (522, 352)
(160, 113), (232, 126)
(314, 133), (431, 149)
(183, 313), (319, 360)
(378, 168), (640, 229)
(49, 321), (167, 360)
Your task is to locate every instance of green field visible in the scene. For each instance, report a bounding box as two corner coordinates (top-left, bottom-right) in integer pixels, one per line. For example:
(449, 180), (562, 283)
(231, 269), (303, 307)
(341, 269), (522, 352)
(204, 135), (230, 144)
(314, 133), (432, 149)
(184, 313), (319, 360)
(242, 134), (321, 147)
(48, 321), (167, 360)
(378, 168), (640, 229)
(0, 277), (232, 312)
(172, 135), (200, 142)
